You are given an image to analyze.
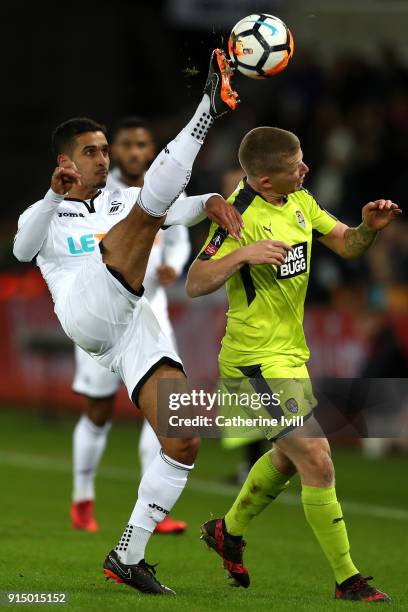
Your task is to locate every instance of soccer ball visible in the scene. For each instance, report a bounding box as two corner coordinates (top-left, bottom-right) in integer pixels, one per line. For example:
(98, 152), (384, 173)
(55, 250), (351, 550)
(228, 14), (294, 79)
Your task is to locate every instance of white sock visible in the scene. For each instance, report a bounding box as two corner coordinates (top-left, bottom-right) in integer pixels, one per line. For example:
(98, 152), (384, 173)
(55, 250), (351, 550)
(115, 450), (193, 564)
(137, 95), (213, 217)
(139, 420), (161, 475)
(115, 525), (151, 565)
(173, 94), (213, 158)
(72, 415), (111, 503)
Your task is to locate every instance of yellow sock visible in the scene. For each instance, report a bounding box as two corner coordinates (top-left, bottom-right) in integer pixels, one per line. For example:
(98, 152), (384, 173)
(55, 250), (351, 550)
(302, 485), (359, 584)
(225, 452), (289, 536)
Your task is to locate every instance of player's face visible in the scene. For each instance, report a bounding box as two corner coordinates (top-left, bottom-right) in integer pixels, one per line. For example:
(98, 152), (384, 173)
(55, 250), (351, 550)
(67, 131), (110, 189)
(111, 127), (155, 178)
(269, 149), (309, 195)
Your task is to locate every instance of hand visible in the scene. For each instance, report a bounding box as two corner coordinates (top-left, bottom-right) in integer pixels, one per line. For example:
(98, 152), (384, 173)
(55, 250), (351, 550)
(242, 240), (292, 265)
(157, 264), (178, 286)
(205, 195), (244, 240)
(51, 161), (81, 195)
(362, 199), (402, 231)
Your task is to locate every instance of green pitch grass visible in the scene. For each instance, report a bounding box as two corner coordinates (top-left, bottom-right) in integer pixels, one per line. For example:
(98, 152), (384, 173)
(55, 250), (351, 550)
(0, 408), (407, 611)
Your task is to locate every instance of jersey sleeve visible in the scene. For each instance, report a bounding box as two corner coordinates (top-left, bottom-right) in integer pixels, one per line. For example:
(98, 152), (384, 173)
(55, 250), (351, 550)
(309, 195), (338, 238)
(165, 193), (222, 228)
(197, 222), (241, 261)
(197, 184), (246, 261)
(13, 190), (65, 262)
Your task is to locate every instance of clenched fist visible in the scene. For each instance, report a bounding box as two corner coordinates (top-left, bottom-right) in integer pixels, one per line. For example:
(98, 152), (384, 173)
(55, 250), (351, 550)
(242, 240), (292, 265)
(51, 161), (81, 195)
(157, 264), (178, 287)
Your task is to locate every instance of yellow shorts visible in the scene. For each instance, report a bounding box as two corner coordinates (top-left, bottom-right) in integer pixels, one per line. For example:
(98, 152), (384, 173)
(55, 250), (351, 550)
(218, 360), (316, 441)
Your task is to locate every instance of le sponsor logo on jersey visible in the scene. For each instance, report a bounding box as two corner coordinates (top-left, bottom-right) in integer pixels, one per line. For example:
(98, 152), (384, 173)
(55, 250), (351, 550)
(67, 233), (105, 254)
(108, 201), (125, 215)
(277, 241), (308, 279)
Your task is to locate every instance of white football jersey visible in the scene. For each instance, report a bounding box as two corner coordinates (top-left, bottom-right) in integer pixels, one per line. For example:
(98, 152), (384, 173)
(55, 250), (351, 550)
(14, 185), (207, 309)
(14, 187), (139, 306)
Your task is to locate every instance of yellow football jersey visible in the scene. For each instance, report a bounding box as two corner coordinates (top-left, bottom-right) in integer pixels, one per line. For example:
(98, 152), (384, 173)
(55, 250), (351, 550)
(198, 179), (337, 368)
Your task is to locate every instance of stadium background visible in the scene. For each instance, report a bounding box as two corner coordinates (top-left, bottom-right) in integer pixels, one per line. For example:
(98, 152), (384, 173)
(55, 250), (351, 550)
(1, 1), (408, 609)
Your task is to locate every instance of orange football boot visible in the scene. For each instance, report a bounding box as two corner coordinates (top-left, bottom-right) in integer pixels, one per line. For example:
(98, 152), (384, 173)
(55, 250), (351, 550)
(204, 48), (240, 118)
(154, 516), (187, 535)
(71, 500), (99, 532)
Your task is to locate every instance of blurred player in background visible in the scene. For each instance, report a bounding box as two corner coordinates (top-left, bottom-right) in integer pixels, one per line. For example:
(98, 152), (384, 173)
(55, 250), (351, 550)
(187, 126), (401, 602)
(71, 117), (191, 535)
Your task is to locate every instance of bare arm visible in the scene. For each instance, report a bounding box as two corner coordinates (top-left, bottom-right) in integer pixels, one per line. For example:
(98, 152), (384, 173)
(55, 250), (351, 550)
(344, 223), (378, 258)
(319, 199), (402, 259)
(186, 250), (246, 297)
(318, 220), (377, 259)
(186, 240), (291, 298)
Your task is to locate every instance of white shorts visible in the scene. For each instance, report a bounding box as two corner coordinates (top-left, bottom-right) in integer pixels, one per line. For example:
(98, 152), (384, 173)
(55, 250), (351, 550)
(148, 291), (178, 352)
(56, 255), (183, 405)
(72, 344), (121, 398)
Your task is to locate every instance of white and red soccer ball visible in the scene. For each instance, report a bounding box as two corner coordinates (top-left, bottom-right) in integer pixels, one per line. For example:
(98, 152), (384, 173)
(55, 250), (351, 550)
(228, 14), (294, 79)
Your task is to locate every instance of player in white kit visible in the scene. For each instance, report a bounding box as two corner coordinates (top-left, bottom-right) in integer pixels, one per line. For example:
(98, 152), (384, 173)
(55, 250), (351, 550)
(71, 117), (191, 535)
(13, 49), (242, 595)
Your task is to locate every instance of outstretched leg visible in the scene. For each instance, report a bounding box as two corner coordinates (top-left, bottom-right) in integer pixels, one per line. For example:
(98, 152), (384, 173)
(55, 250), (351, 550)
(101, 49), (238, 292)
(102, 49), (239, 596)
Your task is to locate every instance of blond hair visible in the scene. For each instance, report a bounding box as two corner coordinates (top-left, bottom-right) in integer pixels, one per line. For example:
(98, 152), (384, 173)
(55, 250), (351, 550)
(238, 127), (300, 178)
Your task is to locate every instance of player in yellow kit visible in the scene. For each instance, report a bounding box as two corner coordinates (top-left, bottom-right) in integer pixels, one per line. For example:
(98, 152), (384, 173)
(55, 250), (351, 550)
(186, 126), (401, 602)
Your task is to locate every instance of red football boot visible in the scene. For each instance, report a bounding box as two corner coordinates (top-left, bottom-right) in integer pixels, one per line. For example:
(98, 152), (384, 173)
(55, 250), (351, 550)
(335, 574), (391, 602)
(71, 500), (99, 532)
(200, 517), (249, 588)
(154, 516), (187, 535)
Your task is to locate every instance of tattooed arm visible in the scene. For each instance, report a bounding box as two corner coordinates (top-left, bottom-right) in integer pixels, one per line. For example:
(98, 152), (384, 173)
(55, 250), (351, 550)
(343, 223), (377, 257)
(318, 199), (402, 259)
